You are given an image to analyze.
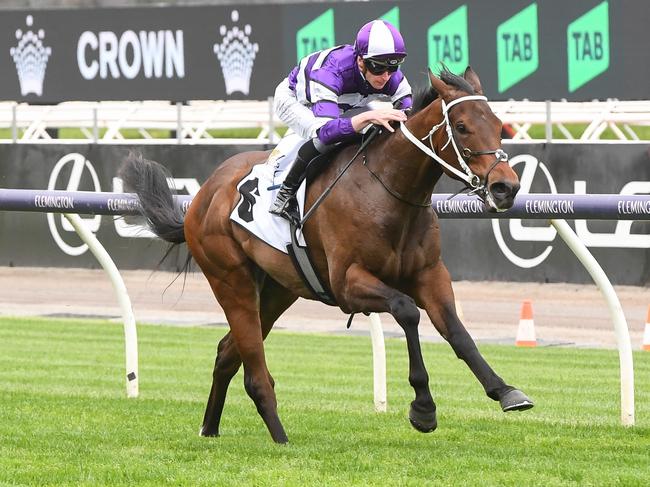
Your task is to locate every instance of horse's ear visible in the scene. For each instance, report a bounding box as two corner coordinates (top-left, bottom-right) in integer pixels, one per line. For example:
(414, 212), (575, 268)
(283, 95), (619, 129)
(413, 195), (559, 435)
(428, 68), (449, 97)
(463, 66), (484, 95)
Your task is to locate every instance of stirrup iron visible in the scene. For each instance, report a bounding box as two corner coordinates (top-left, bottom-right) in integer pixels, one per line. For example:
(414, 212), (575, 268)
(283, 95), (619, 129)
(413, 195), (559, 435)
(270, 187), (300, 224)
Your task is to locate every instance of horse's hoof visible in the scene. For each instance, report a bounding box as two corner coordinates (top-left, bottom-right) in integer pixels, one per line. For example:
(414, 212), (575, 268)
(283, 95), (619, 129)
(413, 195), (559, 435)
(199, 426), (219, 437)
(500, 389), (534, 412)
(408, 406), (437, 433)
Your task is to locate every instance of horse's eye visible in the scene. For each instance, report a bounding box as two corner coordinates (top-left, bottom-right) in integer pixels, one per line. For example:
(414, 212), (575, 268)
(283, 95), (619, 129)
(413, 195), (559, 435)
(455, 122), (467, 134)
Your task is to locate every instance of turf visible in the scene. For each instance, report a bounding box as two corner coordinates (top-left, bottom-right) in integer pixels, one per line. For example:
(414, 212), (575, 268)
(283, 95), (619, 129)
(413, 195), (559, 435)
(0, 317), (648, 486)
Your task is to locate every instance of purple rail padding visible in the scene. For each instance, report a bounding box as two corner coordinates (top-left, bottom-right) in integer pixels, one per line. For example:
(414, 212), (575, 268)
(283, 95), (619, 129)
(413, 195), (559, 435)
(1, 189), (650, 220)
(432, 193), (650, 220)
(0, 189), (193, 216)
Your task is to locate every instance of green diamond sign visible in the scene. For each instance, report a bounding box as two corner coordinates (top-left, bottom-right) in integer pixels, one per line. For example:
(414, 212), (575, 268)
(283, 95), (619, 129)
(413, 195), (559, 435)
(567, 2), (610, 92)
(296, 9), (335, 62)
(380, 6), (400, 29)
(496, 3), (539, 92)
(427, 5), (468, 75)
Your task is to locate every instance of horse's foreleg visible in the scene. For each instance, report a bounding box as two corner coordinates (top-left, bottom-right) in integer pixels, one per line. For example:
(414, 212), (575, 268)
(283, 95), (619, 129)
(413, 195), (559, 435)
(340, 264), (437, 432)
(413, 262), (534, 412)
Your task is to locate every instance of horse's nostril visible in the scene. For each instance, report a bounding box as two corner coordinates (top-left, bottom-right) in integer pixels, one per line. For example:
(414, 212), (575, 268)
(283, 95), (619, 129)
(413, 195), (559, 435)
(490, 182), (512, 200)
(511, 182), (520, 198)
(489, 182), (520, 204)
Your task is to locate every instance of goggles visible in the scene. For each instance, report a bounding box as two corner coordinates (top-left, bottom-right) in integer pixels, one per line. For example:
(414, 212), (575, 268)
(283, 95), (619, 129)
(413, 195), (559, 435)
(364, 57), (404, 75)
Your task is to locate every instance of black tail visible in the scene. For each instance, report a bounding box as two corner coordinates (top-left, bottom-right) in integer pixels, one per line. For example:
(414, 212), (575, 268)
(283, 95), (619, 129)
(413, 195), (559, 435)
(119, 152), (186, 244)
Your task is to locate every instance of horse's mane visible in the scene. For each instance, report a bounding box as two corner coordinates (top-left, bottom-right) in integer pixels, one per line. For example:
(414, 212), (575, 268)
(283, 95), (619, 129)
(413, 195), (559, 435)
(410, 68), (476, 116)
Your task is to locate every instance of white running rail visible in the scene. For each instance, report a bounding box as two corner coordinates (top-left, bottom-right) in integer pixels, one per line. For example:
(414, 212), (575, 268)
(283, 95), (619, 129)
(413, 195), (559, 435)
(1, 99), (650, 143)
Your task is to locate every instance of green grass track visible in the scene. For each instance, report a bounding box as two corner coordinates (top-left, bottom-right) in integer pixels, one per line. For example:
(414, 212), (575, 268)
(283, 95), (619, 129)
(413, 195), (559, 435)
(0, 317), (648, 486)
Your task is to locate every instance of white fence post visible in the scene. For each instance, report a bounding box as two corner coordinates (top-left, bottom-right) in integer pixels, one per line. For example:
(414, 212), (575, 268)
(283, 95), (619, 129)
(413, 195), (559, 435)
(369, 313), (387, 412)
(11, 104), (17, 142)
(267, 96), (276, 144)
(551, 218), (634, 426)
(63, 213), (139, 398)
(176, 102), (183, 145)
(92, 106), (98, 143)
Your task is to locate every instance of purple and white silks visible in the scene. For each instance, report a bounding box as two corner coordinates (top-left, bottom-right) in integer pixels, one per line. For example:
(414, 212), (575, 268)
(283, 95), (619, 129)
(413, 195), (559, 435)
(277, 45), (412, 145)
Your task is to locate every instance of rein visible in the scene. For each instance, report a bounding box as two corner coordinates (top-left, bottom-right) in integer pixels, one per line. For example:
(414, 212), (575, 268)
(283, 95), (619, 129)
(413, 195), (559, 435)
(400, 95), (509, 209)
(299, 127), (380, 227)
(362, 151), (431, 207)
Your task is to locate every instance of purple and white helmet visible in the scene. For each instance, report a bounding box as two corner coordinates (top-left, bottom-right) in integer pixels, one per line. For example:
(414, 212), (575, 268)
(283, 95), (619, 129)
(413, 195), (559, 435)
(354, 20), (407, 61)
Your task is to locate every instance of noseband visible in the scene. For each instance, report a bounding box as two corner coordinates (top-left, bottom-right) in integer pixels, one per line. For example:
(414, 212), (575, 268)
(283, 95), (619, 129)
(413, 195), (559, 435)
(400, 95), (509, 209)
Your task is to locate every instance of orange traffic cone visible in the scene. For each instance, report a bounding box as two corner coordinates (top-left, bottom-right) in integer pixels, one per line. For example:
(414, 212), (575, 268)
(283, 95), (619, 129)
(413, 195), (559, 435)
(516, 300), (537, 347)
(643, 305), (650, 351)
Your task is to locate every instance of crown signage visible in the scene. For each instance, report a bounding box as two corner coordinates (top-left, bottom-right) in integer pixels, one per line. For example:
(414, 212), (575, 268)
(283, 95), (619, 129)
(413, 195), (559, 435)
(213, 10), (259, 96)
(10, 15), (52, 96)
(77, 29), (185, 80)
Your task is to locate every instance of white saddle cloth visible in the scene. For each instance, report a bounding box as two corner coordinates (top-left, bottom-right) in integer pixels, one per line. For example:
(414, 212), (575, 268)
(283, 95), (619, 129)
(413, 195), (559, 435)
(229, 133), (308, 253)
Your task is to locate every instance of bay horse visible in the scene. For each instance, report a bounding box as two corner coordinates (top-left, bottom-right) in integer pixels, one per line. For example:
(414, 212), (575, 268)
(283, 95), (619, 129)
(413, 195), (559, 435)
(120, 67), (533, 444)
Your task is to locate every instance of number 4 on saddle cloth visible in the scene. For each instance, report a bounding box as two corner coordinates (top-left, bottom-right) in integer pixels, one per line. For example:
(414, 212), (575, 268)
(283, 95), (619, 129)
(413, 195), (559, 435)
(229, 132), (337, 304)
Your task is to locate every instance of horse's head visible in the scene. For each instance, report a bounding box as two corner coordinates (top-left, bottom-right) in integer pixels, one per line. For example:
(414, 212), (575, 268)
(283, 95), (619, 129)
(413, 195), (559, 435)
(422, 67), (520, 211)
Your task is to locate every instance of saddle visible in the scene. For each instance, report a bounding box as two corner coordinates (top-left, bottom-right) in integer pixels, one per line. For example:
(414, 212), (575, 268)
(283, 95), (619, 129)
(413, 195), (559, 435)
(229, 128), (380, 306)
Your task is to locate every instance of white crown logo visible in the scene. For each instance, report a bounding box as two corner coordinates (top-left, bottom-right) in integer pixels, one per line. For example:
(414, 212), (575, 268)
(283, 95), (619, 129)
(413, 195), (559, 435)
(213, 10), (259, 96)
(10, 15), (52, 97)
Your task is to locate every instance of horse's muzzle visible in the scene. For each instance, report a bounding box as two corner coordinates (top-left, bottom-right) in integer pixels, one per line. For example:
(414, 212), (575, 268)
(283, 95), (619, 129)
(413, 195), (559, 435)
(488, 181), (520, 210)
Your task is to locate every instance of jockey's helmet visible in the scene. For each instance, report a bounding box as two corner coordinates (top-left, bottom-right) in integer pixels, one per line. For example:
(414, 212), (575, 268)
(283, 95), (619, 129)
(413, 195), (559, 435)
(354, 20), (407, 68)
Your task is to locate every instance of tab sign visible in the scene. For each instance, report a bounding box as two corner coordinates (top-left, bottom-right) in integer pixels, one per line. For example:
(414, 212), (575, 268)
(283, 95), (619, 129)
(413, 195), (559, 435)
(567, 1), (610, 92)
(496, 3), (538, 93)
(296, 9), (335, 62)
(427, 5), (468, 75)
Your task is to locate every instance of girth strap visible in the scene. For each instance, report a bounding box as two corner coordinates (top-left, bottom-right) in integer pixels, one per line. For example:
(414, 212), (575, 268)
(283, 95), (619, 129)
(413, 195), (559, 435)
(287, 222), (337, 305)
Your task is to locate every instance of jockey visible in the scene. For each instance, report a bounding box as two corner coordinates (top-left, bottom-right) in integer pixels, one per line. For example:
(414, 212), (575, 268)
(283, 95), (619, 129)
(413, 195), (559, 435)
(269, 19), (412, 223)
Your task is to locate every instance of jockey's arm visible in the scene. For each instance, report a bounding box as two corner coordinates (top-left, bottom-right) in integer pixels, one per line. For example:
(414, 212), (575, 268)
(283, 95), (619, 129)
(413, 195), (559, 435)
(350, 108), (407, 134)
(343, 74), (412, 136)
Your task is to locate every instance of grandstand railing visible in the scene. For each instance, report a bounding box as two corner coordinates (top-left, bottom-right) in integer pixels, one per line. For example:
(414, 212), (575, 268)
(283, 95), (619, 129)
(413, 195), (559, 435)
(1, 98), (649, 143)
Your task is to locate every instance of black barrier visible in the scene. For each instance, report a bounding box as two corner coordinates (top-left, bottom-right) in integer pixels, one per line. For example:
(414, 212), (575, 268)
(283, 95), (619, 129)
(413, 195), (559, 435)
(0, 142), (649, 284)
(2, 189), (650, 221)
(0, 1), (648, 102)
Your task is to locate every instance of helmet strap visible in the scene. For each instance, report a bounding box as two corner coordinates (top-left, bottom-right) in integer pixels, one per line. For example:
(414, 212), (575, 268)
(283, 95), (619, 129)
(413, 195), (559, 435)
(357, 56), (369, 80)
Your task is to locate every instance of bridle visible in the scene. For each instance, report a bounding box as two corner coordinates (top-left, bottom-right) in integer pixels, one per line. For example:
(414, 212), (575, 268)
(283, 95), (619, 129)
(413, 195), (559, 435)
(400, 94), (509, 210)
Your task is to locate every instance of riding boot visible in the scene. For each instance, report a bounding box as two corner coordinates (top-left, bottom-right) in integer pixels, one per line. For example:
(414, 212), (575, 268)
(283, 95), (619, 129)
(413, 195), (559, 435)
(269, 155), (309, 223)
(270, 138), (325, 224)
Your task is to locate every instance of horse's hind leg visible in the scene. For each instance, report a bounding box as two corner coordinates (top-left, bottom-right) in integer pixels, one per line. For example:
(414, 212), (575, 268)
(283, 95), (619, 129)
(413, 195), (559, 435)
(200, 272), (297, 441)
(412, 262), (534, 412)
(257, 276), (298, 385)
(200, 331), (241, 437)
(340, 264), (437, 432)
